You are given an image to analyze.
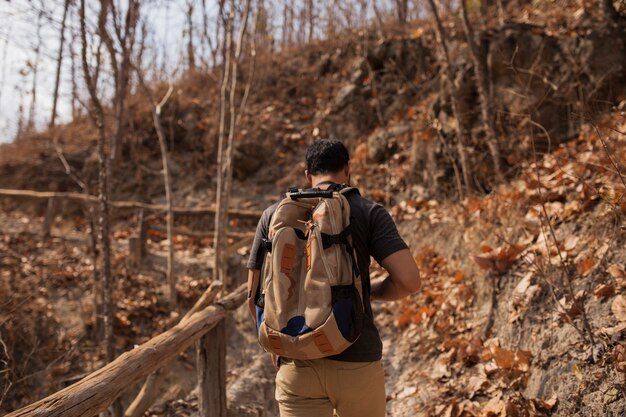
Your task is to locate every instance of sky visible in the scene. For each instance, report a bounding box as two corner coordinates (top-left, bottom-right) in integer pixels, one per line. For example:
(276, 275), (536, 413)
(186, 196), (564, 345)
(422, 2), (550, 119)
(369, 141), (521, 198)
(0, 0), (398, 144)
(0, 0), (201, 143)
(0, 1), (68, 142)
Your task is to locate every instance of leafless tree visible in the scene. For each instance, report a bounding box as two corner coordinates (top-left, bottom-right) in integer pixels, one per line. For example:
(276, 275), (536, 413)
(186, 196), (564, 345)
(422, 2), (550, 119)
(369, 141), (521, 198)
(282, 0), (294, 46)
(395, 0), (408, 25)
(186, 0), (196, 71)
(200, 0), (221, 69)
(80, 0), (115, 366)
(50, 0), (72, 129)
(372, 0), (385, 38)
(135, 68), (176, 307)
(460, 0), (504, 183)
(102, 0), (141, 161)
(26, 2), (45, 132)
(306, 0), (315, 42)
(69, 29), (80, 120)
(214, 0), (252, 286)
(427, 0), (473, 197)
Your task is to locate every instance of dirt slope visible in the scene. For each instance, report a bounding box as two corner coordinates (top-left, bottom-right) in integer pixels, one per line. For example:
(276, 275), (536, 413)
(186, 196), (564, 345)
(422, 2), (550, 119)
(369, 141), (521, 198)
(1, 3), (626, 416)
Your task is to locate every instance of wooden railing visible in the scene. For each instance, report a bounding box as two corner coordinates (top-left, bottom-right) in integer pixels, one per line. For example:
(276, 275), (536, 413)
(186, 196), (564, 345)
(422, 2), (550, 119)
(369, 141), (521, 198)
(0, 188), (262, 218)
(6, 283), (247, 417)
(1, 188), (259, 416)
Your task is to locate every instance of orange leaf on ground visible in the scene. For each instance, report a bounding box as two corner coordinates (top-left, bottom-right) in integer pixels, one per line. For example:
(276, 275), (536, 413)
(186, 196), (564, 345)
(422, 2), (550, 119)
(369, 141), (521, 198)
(413, 306), (436, 324)
(480, 244), (494, 253)
(593, 283), (615, 300)
(466, 197), (483, 214)
(472, 254), (495, 271)
(578, 257), (595, 276)
(491, 346), (532, 372)
(395, 306), (415, 329)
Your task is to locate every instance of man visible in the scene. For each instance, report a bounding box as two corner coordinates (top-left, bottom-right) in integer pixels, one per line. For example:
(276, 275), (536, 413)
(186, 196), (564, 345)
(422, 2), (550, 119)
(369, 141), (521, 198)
(246, 139), (420, 417)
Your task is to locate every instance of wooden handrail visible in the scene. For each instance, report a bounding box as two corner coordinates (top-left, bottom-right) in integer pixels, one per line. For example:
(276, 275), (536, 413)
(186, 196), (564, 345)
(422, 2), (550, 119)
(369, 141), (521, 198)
(6, 284), (247, 417)
(0, 188), (262, 218)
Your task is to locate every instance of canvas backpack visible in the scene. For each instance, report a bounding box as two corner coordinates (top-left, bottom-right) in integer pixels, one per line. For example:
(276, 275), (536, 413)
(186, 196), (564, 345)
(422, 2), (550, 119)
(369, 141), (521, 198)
(253, 184), (364, 360)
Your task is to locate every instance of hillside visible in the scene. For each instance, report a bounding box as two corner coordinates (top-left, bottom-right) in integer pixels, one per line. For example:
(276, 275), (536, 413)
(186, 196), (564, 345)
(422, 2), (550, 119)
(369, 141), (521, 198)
(1, 2), (626, 416)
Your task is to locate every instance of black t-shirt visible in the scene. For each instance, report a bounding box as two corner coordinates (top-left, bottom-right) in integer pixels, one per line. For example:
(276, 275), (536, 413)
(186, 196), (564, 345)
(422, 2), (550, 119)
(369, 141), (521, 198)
(247, 188), (408, 362)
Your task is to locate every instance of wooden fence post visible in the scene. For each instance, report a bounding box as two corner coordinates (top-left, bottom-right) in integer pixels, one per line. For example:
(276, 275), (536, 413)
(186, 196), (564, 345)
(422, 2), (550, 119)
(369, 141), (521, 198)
(128, 209), (148, 266)
(197, 320), (226, 417)
(42, 197), (58, 237)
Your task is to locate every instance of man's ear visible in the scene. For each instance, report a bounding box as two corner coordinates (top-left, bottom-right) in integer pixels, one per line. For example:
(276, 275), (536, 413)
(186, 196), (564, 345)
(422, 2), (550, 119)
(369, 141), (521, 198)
(304, 170), (312, 185)
(344, 162), (351, 177)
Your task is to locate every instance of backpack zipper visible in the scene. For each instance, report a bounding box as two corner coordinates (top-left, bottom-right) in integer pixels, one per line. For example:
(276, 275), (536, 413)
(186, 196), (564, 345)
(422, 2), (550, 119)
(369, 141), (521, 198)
(314, 226), (335, 286)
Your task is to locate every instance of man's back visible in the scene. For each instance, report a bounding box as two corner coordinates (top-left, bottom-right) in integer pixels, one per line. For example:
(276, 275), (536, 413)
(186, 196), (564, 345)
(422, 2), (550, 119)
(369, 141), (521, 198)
(246, 139), (420, 417)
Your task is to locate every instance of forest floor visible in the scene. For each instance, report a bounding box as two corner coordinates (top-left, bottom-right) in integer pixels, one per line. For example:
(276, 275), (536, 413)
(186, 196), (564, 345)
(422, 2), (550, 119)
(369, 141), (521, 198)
(2, 110), (626, 416)
(2, 4), (626, 415)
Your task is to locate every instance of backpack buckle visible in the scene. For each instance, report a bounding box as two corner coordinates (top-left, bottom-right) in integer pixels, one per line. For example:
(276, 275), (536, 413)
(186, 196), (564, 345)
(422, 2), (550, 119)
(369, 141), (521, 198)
(262, 238), (273, 253)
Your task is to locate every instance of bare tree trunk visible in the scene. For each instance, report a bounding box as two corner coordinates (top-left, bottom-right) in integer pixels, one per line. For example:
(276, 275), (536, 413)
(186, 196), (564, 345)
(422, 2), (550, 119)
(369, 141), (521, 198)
(427, 0), (473, 197)
(27, 3), (44, 132)
(200, 0), (216, 69)
(214, 4), (234, 286)
(87, 207), (101, 339)
(282, 0), (293, 48)
(372, 0), (385, 38)
(297, 5), (306, 44)
(81, 0), (115, 367)
(395, 0), (408, 24)
(460, 0), (504, 183)
(215, 0), (251, 287)
(307, 0), (315, 42)
(109, 1), (140, 162)
(135, 73), (176, 308)
(50, 0), (71, 129)
(238, 4), (259, 118)
(186, 1), (196, 71)
(16, 99), (25, 141)
(69, 27), (79, 120)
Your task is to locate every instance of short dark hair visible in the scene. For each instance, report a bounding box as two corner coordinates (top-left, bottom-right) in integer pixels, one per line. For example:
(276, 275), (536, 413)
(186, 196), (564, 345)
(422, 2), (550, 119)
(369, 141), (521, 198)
(305, 139), (350, 175)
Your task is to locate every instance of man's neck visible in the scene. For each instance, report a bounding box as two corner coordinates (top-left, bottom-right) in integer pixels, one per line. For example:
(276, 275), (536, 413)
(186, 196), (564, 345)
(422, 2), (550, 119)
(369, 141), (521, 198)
(311, 176), (344, 189)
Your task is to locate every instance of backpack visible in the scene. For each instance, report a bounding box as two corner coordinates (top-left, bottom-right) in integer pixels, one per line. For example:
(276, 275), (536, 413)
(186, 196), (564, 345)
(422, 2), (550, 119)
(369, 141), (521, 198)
(254, 184), (364, 360)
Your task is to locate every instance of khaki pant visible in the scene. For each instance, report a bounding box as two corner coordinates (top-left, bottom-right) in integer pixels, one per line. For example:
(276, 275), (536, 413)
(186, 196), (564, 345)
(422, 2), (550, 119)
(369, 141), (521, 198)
(275, 358), (386, 417)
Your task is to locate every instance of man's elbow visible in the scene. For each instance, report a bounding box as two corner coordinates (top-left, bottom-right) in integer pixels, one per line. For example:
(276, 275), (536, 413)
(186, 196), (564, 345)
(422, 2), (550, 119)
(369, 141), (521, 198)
(404, 270), (421, 294)
(392, 271), (420, 297)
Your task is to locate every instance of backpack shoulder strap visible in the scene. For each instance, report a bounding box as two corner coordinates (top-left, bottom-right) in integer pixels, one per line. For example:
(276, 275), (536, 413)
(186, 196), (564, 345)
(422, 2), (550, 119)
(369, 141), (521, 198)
(339, 186), (360, 196)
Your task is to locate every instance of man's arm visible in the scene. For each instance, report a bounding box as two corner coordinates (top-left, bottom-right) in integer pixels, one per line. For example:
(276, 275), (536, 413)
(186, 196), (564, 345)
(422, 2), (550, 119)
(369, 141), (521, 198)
(371, 249), (420, 301)
(247, 269), (260, 321)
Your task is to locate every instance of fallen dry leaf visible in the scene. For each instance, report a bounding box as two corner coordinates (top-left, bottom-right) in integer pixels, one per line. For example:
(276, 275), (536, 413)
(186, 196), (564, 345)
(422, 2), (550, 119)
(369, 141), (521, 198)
(467, 374), (490, 398)
(491, 346), (532, 372)
(593, 283), (615, 300)
(431, 349), (454, 380)
(612, 344), (626, 373)
(611, 295), (626, 322)
(572, 364), (584, 381)
(578, 257), (595, 276)
(608, 264), (626, 288)
(600, 322), (626, 337)
(604, 387), (619, 404)
(481, 395), (504, 416)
